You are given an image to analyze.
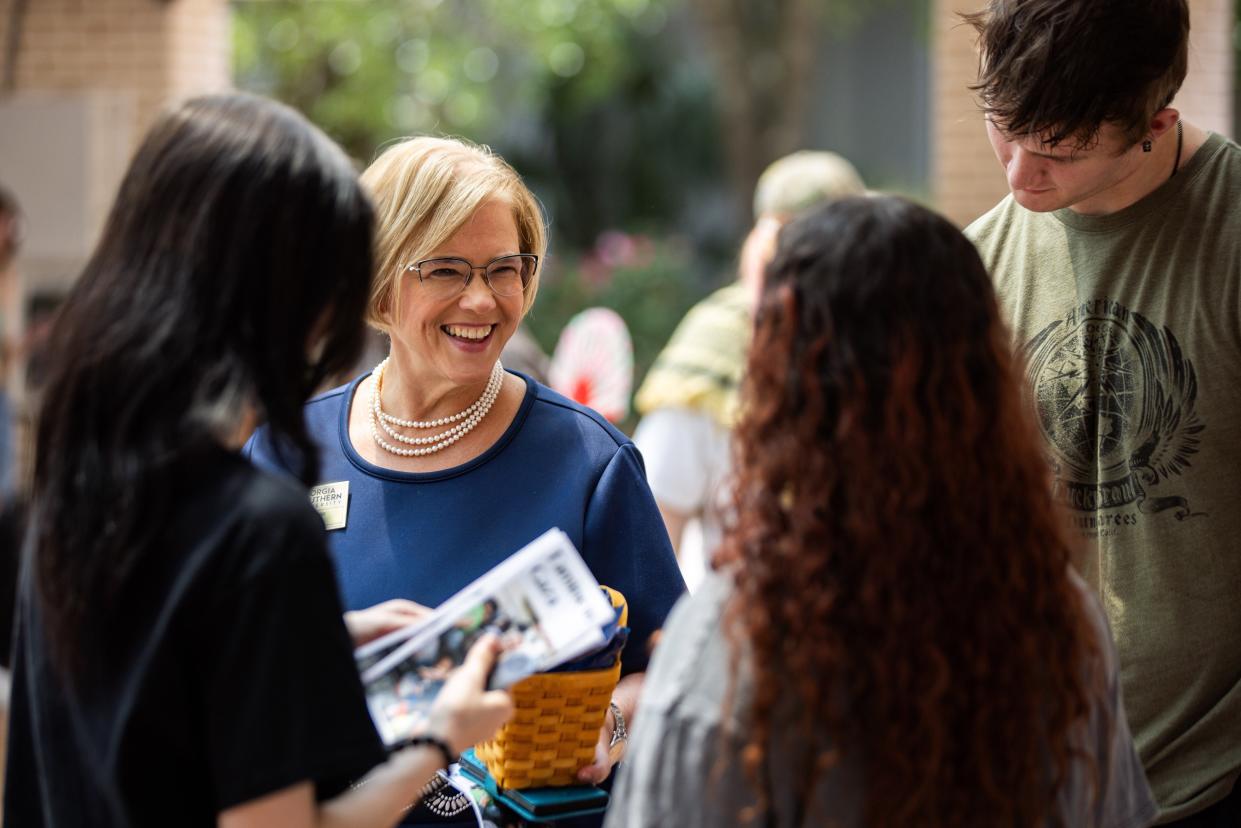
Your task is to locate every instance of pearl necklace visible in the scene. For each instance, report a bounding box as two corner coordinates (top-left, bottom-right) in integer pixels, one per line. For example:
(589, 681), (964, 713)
(369, 358), (504, 457)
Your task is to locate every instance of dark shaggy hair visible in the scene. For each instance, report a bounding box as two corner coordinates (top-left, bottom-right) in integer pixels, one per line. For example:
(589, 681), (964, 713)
(715, 196), (1100, 826)
(32, 93), (374, 679)
(966, 0), (1189, 148)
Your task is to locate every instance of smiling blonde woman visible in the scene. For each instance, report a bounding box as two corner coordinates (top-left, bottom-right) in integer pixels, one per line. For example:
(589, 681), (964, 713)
(246, 136), (685, 826)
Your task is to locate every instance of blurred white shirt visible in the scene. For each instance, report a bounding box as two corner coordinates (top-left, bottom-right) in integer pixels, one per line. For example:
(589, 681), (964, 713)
(633, 406), (731, 592)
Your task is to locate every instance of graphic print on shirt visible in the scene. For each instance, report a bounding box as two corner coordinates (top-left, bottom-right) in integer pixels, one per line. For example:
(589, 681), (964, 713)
(1023, 298), (1206, 535)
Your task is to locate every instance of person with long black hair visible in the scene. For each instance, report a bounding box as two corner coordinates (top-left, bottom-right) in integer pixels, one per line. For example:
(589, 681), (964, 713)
(3, 93), (512, 827)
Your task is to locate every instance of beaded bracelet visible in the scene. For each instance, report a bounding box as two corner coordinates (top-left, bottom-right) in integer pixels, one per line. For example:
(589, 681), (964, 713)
(404, 734), (457, 770)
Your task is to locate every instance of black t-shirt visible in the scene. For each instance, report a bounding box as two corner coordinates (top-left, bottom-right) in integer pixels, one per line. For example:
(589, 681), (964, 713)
(4, 451), (387, 826)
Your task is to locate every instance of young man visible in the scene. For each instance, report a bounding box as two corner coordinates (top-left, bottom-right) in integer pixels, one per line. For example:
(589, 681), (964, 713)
(964, 2), (1241, 825)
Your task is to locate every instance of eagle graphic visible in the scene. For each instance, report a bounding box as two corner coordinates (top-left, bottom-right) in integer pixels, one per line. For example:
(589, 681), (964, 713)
(1125, 313), (1205, 486)
(1023, 303), (1205, 519)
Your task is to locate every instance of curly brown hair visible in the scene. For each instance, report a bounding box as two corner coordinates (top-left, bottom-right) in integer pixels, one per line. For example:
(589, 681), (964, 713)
(715, 196), (1099, 826)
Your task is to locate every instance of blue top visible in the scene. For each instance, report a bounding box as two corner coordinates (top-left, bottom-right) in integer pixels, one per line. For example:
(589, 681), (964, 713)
(244, 371), (686, 677)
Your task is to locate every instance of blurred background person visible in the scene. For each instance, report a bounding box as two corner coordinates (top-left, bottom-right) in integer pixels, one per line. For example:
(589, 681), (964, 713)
(0, 187), (21, 500)
(608, 196), (1156, 827)
(0, 185), (27, 789)
(0, 184), (23, 580)
(632, 150), (864, 590)
(5, 93), (512, 828)
(245, 135), (684, 826)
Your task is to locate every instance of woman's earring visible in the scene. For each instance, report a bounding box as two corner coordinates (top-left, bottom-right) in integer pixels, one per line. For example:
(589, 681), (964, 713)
(1142, 139), (1153, 152)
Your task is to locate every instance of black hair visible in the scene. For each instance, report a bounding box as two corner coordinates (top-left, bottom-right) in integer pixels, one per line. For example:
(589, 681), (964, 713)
(31, 93), (374, 678)
(966, 0), (1190, 148)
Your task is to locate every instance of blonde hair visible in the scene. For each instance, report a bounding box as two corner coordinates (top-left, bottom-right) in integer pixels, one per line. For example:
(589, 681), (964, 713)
(752, 150), (865, 220)
(360, 136), (547, 331)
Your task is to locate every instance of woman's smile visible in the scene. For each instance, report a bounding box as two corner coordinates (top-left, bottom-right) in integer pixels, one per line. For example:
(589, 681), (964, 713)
(442, 323), (497, 351)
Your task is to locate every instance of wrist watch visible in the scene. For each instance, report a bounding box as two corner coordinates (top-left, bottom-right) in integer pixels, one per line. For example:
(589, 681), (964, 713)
(607, 700), (628, 764)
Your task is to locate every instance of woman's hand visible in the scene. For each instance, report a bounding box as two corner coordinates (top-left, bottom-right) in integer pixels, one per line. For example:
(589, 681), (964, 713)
(576, 672), (643, 784)
(344, 599), (430, 647)
(576, 708), (620, 785)
(424, 634), (515, 754)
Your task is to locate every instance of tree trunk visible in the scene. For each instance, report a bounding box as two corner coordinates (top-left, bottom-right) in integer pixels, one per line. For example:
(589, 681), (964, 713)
(687, 0), (822, 222)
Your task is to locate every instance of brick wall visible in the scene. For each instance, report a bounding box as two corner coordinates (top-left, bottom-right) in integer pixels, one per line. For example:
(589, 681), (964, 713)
(932, 0), (1236, 227)
(931, 0), (1009, 228)
(1177, 0), (1235, 138)
(0, 0), (230, 141)
(167, 0), (232, 110)
(0, 0), (231, 432)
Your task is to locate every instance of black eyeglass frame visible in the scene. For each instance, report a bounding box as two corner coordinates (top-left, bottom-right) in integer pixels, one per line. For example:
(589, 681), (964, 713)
(404, 253), (540, 297)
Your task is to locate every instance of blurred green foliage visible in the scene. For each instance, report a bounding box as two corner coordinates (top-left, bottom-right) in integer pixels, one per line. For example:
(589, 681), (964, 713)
(232, 0), (725, 251)
(234, 0), (667, 157)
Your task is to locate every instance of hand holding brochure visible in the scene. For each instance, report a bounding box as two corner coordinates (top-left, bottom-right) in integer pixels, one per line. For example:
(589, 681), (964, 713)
(355, 528), (618, 749)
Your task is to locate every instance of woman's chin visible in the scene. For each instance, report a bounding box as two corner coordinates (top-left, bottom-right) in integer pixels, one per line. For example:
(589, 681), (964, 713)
(434, 347), (506, 386)
(444, 334), (493, 355)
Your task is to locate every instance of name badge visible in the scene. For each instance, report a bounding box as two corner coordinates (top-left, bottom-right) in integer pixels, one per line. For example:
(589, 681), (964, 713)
(309, 481), (350, 530)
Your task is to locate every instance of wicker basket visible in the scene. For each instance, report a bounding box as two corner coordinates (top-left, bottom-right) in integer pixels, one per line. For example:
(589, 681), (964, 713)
(474, 586), (627, 789)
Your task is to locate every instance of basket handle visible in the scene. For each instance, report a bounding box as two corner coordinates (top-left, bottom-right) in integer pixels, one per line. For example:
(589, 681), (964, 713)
(600, 585), (628, 628)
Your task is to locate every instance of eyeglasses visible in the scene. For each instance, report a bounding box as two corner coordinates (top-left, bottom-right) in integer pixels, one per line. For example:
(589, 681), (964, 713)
(405, 254), (538, 297)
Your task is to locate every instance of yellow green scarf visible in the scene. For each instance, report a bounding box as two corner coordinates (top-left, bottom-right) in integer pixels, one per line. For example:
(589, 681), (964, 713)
(634, 283), (752, 429)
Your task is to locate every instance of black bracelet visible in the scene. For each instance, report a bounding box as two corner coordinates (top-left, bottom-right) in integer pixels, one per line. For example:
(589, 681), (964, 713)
(404, 734), (457, 769)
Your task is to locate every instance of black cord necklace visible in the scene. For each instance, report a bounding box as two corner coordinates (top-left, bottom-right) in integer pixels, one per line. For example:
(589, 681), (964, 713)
(1171, 120), (1184, 177)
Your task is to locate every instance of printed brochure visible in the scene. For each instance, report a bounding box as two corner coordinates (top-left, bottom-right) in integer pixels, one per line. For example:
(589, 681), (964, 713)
(355, 528), (616, 749)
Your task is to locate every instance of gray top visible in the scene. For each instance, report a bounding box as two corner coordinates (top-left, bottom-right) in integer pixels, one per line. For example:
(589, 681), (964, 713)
(606, 570), (1157, 827)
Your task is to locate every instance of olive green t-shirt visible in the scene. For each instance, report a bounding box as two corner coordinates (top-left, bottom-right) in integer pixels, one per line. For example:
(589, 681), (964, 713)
(966, 132), (1241, 823)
